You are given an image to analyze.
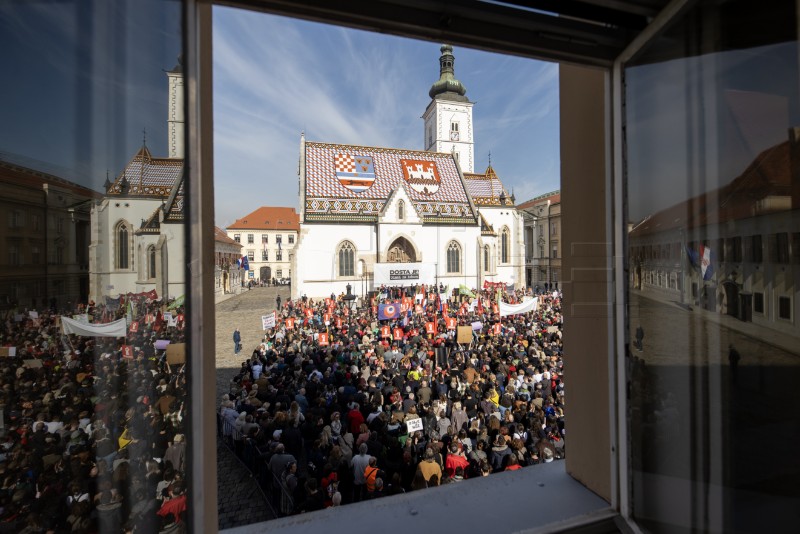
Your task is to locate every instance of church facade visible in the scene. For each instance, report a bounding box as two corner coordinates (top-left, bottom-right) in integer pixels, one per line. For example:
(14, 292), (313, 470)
(292, 45), (523, 300)
(89, 62), (185, 302)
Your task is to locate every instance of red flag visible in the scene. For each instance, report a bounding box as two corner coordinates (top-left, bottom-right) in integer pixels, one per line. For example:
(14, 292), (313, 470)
(493, 323), (501, 335)
(335, 317), (343, 329)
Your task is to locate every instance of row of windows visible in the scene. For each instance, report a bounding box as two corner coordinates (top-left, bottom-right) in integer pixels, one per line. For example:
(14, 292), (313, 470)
(633, 232), (800, 264)
(246, 250), (283, 261)
(233, 233), (294, 244)
(6, 210), (64, 233)
(6, 245), (61, 266)
(337, 239), (493, 276)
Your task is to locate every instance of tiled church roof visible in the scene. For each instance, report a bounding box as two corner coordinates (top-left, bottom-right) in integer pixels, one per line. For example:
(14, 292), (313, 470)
(107, 146), (183, 198)
(304, 141), (477, 223)
(463, 165), (514, 206)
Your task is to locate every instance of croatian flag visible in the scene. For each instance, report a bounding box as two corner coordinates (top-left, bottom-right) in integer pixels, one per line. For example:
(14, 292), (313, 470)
(239, 255), (250, 271)
(686, 245), (713, 281)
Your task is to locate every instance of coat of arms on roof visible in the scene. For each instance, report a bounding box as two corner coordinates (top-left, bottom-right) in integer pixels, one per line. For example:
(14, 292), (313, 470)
(334, 153), (376, 193)
(400, 159), (441, 195)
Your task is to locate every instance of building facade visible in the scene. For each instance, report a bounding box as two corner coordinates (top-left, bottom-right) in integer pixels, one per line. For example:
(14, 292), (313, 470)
(226, 206), (299, 284)
(292, 45), (523, 299)
(518, 191), (561, 289)
(0, 160), (99, 311)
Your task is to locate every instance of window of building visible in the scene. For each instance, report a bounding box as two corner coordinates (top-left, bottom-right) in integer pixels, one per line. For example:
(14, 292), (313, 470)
(116, 221), (130, 269)
(57, 217), (64, 234)
(484, 245), (490, 272)
(262, 234), (268, 244)
(234, 233), (240, 243)
(276, 250), (282, 261)
(551, 221), (557, 235)
(262, 250), (268, 261)
(730, 236), (742, 262)
(778, 296), (791, 320)
(450, 121), (459, 134)
(753, 292), (764, 314)
(148, 246), (156, 279)
(288, 234), (294, 244)
(774, 232), (789, 263)
(8, 210), (24, 228)
(8, 242), (20, 266)
(247, 250), (254, 261)
(716, 238), (725, 262)
(501, 227), (510, 263)
(552, 244), (558, 259)
(31, 245), (40, 265)
(247, 233), (254, 244)
(748, 234), (762, 263)
(56, 246), (64, 265)
(446, 241), (461, 273)
(276, 235), (282, 247)
(32, 214), (40, 231)
(539, 245), (544, 258)
(398, 200), (405, 221)
(338, 241), (355, 277)
(793, 233), (800, 263)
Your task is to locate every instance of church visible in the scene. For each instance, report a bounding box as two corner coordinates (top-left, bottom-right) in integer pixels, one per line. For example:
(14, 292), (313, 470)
(88, 62), (186, 302)
(292, 45), (524, 300)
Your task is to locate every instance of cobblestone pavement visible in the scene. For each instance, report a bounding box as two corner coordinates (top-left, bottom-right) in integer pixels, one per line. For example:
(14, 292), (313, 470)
(215, 286), (290, 530)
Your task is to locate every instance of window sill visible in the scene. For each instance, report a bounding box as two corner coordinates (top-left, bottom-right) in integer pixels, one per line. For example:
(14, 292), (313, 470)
(221, 462), (613, 534)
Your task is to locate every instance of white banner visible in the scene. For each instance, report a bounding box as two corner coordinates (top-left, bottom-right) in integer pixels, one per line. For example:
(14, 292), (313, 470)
(262, 313), (276, 330)
(406, 417), (424, 433)
(373, 263), (436, 286)
(499, 297), (538, 317)
(62, 317), (127, 338)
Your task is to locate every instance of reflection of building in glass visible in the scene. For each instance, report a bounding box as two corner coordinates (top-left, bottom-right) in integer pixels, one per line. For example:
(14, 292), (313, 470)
(214, 226), (243, 295)
(518, 191), (560, 289)
(629, 132), (800, 339)
(89, 62), (185, 301)
(0, 161), (100, 310)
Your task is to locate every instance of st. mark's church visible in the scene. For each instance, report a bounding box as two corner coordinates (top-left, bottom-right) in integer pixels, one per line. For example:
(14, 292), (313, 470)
(292, 45), (524, 299)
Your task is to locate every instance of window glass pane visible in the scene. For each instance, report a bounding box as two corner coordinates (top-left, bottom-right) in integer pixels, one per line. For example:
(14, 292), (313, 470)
(0, 1), (186, 530)
(625, 2), (799, 531)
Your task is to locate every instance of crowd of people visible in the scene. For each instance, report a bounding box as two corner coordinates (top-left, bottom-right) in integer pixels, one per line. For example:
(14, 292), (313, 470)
(220, 284), (565, 514)
(0, 295), (188, 533)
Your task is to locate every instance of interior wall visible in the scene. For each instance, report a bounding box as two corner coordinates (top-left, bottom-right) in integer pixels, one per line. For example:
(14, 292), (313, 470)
(560, 63), (612, 502)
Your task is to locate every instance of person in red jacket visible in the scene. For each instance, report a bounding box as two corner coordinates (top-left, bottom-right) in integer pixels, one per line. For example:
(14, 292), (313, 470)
(157, 481), (187, 525)
(444, 443), (470, 479)
(347, 403), (364, 435)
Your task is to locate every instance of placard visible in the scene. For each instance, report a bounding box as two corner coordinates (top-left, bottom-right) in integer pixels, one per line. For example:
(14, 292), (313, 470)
(393, 327), (404, 341)
(23, 359), (43, 369)
(0, 347), (15, 357)
(318, 332), (329, 346)
(457, 326), (473, 344)
(425, 322), (435, 335)
(262, 313), (276, 330)
(166, 343), (186, 364)
(445, 317), (457, 330)
(285, 318), (295, 330)
(406, 417), (424, 433)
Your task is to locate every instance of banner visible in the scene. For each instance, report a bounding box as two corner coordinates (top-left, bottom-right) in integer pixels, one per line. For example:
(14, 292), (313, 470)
(406, 418), (424, 433)
(318, 332), (329, 346)
(499, 298), (538, 317)
(62, 317), (127, 338)
(285, 318), (295, 330)
(378, 303), (400, 320)
(262, 313), (276, 330)
(373, 262), (436, 285)
(457, 326), (473, 344)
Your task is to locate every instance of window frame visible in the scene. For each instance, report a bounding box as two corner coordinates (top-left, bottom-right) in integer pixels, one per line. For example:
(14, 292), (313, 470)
(337, 240), (355, 277)
(446, 240), (461, 274)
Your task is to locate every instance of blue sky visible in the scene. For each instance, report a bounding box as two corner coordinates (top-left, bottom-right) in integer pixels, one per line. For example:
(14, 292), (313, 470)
(212, 6), (560, 227)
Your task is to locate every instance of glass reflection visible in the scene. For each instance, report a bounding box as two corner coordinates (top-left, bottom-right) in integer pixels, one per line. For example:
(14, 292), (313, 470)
(0, 1), (186, 532)
(625, 1), (799, 532)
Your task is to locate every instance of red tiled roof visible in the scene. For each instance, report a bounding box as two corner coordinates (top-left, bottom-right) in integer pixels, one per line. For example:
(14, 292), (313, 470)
(629, 139), (792, 238)
(215, 226), (242, 246)
(0, 161), (102, 199)
(303, 141), (476, 223)
(227, 206), (300, 230)
(516, 191), (561, 210)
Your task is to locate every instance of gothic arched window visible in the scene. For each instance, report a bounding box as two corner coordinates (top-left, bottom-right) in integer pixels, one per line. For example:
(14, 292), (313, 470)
(116, 221), (130, 270)
(446, 241), (461, 273)
(484, 245), (490, 272)
(338, 241), (355, 277)
(501, 226), (510, 264)
(397, 200), (405, 221)
(148, 246), (157, 279)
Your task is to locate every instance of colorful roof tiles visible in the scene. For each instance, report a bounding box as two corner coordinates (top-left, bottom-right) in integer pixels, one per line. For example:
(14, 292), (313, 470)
(304, 141), (476, 223)
(107, 146), (183, 198)
(463, 165), (514, 206)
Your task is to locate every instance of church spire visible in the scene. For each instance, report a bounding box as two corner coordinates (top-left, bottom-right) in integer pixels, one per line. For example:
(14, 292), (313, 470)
(429, 44), (468, 101)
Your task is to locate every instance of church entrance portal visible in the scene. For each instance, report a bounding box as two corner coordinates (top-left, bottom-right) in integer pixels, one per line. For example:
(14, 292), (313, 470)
(387, 237), (416, 263)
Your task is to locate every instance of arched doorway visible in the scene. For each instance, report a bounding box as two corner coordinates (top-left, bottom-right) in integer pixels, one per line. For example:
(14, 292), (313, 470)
(260, 266), (271, 283)
(387, 237), (416, 262)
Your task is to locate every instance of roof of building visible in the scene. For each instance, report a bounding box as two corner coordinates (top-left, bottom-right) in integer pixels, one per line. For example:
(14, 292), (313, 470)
(303, 141), (476, 224)
(215, 226), (241, 246)
(463, 165), (514, 206)
(516, 191), (561, 210)
(106, 146), (184, 199)
(0, 160), (102, 199)
(429, 44), (468, 102)
(629, 138), (793, 238)
(227, 206), (300, 231)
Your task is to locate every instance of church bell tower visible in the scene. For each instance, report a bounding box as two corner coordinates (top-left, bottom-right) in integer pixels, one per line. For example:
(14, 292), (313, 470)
(422, 44), (474, 173)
